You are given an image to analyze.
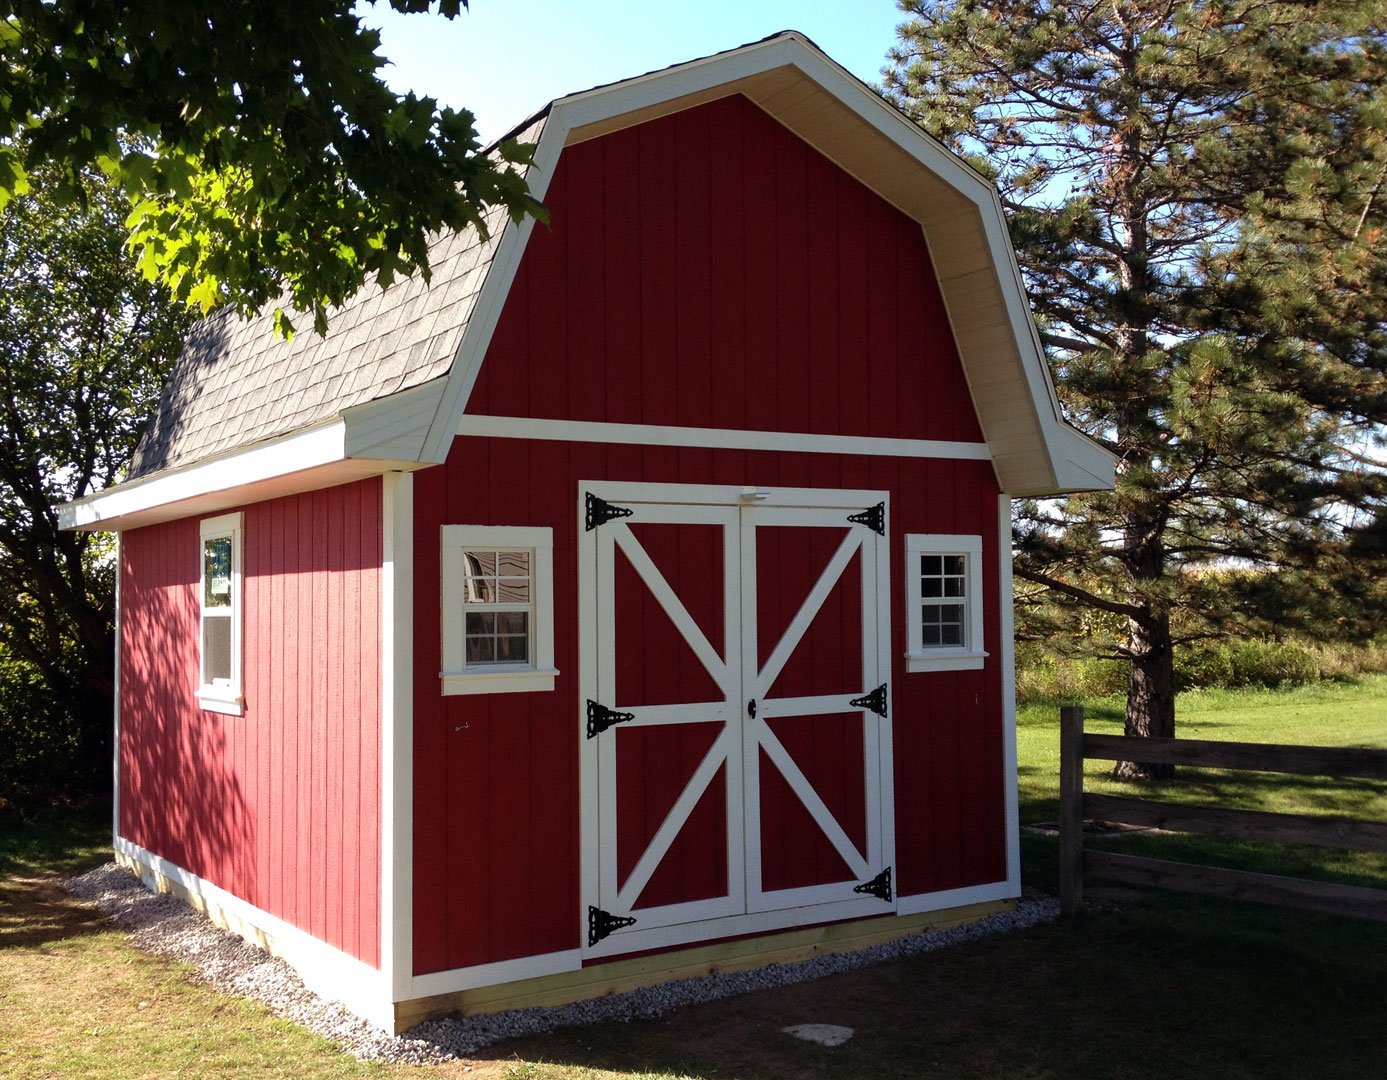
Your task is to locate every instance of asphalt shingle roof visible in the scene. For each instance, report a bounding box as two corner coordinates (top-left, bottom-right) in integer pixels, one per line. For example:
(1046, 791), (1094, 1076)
(128, 116), (546, 480)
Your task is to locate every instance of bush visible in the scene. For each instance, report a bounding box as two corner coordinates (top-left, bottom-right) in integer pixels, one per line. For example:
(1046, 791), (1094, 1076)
(1016, 654), (1128, 703)
(1177, 639), (1319, 691)
(1017, 636), (1387, 704)
(0, 645), (106, 813)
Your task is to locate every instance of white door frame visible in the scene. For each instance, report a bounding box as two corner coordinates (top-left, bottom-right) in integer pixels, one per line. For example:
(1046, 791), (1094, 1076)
(579, 482), (896, 959)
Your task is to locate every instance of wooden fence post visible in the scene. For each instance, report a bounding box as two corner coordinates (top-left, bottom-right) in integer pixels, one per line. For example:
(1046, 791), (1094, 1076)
(1059, 705), (1085, 918)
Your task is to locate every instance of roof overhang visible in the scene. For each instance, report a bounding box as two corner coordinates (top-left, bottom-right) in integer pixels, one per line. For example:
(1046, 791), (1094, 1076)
(62, 372), (449, 532)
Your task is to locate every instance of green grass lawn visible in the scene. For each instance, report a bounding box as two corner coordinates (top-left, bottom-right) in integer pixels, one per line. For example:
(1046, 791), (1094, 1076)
(1, 677), (1383, 1079)
(1017, 673), (1387, 892)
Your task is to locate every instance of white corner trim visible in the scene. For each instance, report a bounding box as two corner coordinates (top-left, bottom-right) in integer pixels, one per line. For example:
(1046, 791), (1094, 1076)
(114, 837), (394, 1029)
(381, 472), (415, 1003)
(112, 534), (122, 849)
(894, 878), (1019, 917)
(457, 414), (993, 461)
(998, 493), (1022, 891)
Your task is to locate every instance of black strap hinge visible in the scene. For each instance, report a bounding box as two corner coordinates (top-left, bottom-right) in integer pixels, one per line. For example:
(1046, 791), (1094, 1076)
(854, 867), (893, 902)
(847, 501), (885, 535)
(588, 905), (637, 945)
(850, 683), (888, 718)
(586, 492), (633, 531)
(586, 698), (635, 738)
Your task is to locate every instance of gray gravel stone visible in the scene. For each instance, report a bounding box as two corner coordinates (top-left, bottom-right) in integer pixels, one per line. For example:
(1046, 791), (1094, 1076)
(65, 861), (1057, 1064)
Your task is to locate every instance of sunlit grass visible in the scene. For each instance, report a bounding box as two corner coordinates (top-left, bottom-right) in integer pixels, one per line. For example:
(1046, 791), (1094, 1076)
(1017, 674), (1387, 890)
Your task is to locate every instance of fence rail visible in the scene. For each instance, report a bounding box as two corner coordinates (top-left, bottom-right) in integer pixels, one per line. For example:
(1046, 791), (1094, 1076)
(1058, 706), (1387, 922)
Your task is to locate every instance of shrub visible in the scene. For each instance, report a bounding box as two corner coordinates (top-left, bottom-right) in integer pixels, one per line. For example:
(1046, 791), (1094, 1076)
(1017, 635), (1387, 705)
(1015, 654), (1128, 703)
(1175, 639), (1320, 691)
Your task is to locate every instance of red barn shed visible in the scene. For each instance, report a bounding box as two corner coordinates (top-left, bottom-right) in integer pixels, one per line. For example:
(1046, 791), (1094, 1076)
(61, 33), (1114, 1032)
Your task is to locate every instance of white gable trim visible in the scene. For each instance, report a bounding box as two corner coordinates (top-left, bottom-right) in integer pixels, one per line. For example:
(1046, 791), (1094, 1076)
(422, 32), (1112, 496)
(457, 414), (993, 461)
(62, 32), (1113, 532)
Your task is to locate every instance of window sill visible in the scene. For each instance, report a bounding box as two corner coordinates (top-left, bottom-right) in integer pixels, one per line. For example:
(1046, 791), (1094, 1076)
(441, 667), (559, 696)
(905, 650), (988, 673)
(197, 690), (245, 716)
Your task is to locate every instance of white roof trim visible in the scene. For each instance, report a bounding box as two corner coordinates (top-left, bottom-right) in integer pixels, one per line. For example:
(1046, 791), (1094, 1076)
(60, 420), (426, 532)
(424, 31), (1114, 494)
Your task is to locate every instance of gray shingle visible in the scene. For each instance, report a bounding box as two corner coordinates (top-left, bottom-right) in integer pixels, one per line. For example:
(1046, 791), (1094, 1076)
(127, 119), (546, 479)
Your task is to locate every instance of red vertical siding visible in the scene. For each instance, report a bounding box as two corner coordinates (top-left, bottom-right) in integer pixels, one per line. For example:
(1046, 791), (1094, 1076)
(467, 94), (985, 445)
(119, 478), (383, 967)
(413, 94), (1007, 976)
(413, 442), (1003, 975)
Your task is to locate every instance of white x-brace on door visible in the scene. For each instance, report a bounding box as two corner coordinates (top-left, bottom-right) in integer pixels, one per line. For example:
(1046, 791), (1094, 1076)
(579, 482), (895, 957)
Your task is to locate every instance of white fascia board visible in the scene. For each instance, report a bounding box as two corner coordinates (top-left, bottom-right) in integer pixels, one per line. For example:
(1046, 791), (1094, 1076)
(58, 420), (431, 532)
(60, 422), (346, 531)
(1024, 421), (1117, 497)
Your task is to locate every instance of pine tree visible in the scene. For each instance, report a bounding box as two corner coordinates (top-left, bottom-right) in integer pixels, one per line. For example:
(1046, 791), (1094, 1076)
(885, 0), (1387, 775)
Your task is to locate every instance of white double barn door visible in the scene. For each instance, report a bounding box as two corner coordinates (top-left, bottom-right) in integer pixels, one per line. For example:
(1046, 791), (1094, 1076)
(579, 482), (895, 956)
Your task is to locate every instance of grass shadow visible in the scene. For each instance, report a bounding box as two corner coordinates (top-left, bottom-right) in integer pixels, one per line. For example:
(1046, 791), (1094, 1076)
(0, 804), (114, 949)
(0, 872), (111, 949)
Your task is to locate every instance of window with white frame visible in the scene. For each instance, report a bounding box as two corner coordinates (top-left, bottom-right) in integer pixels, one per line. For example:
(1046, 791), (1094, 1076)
(441, 525), (557, 694)
(905, 533), (986, 672)
(198, 512), (244, 714)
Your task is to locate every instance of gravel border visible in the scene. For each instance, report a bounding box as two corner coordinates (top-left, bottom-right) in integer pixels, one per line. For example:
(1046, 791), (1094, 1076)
(66, 861), (1057, 1064)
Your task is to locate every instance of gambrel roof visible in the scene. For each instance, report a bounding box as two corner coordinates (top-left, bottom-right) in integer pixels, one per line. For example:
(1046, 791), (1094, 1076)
(61, 31), (1114, 531)
(129, 123), (542, 479)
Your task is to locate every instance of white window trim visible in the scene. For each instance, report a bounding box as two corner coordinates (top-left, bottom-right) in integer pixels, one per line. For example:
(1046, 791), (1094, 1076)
(904, 533), (987, 672)
(198, 511), (244, 715)
(440, 524), (557, 695)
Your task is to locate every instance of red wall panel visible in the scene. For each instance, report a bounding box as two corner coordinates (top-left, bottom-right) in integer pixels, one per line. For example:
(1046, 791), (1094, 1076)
(468, 94), (984, 446)
(413, 94), (1005, 976)
(412, 442), (1003, 975)
(120, 478), (383, 968)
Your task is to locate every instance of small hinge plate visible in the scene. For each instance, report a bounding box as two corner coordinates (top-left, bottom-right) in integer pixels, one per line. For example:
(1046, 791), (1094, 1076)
(586, 698), (635, 738)
(588, 905), (637, 946)
(847, 501), (885, 535)
(850, 683), (888, 718)
(853, 866), (893, 902)
(586, 492), (634, 531)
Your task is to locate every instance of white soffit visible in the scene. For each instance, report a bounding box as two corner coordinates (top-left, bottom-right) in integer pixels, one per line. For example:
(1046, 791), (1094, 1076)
(59, 421), (427, 532)
(435, 31), (1114, 497)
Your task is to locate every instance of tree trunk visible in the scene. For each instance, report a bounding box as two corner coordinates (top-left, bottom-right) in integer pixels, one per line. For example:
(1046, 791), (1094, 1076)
(1115, 607), (1176, 780)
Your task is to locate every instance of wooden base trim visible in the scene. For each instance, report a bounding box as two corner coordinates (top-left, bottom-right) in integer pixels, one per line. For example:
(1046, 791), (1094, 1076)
(112, 841), (394, 1030)
(393, 898), (1013, 1032)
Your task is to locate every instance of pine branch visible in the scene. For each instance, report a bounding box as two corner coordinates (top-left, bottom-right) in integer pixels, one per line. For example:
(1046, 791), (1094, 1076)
(1014, 567), (1145, 618)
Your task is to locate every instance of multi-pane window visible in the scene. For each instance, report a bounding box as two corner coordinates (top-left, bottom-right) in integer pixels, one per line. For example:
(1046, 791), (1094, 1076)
(919, 553), (967, 647)
(462, 549), (532, 664)
(905, 534), (985, 672)
(441, 525), (557, 694)
(198, 513), (244, 713)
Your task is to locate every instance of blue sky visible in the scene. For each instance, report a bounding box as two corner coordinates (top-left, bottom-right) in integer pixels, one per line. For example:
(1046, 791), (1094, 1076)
(360, 1), (906, 143)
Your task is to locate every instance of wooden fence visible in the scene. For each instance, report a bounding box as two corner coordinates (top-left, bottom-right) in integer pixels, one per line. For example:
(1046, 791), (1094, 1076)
(1058, 706), (1387, 922)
